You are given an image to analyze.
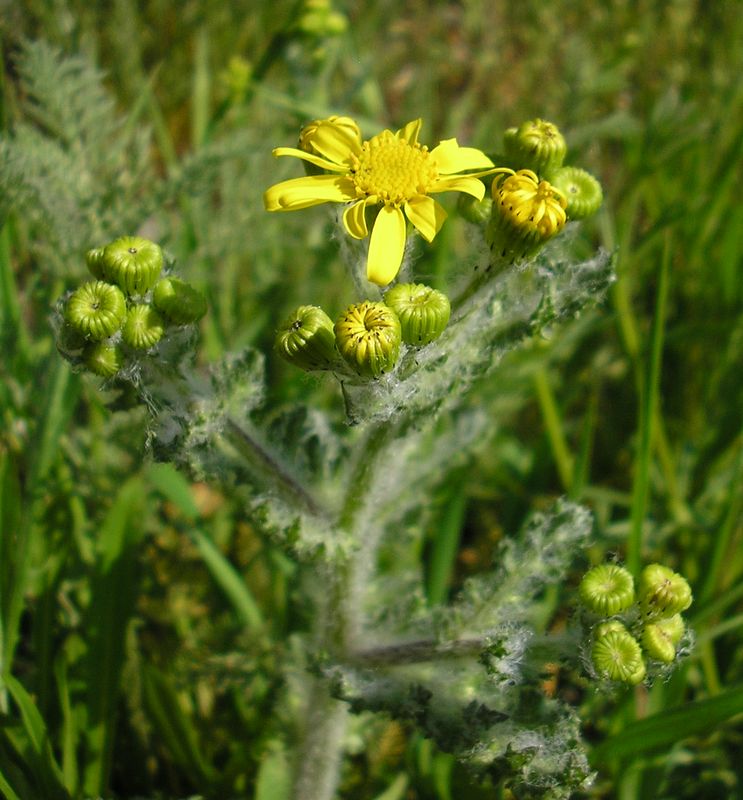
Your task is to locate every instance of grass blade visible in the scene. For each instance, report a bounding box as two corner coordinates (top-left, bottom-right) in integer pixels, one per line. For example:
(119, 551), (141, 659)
(592, 684), (743, 764)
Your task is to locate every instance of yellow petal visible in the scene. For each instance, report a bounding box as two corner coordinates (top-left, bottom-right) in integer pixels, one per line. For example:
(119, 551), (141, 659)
(367, 206), (406, 286)
(264, 175), (356, 211)
(306, 121), (361, 165)
(396, 118), (422, 145)
(404, 195), (447, 243)
(273, 146), (349, 173)
(343, 199), (371, 239)
(430, 175), (487, 200)
(431, 138), (494, 174)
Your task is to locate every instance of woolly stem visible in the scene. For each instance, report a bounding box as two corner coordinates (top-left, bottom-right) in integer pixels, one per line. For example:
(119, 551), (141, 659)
(290, 421), (395, 799)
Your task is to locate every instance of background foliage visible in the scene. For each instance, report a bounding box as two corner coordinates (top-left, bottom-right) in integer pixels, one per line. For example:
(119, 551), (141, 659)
(1, 0), (742, 797)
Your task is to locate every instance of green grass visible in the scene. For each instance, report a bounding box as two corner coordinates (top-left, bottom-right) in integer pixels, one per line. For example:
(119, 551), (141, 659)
(1, 1), (743, 797)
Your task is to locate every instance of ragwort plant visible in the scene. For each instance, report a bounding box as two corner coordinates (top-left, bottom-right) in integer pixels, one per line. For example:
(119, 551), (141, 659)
(48, 103), (695, 800)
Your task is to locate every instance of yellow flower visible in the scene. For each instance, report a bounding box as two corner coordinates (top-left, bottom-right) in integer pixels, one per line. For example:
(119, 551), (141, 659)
(264, 117), (506, 285)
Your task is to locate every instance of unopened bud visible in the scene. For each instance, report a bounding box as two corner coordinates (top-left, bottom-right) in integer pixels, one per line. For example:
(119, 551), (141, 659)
(383, 283), (450, 346)
(550, 166), (603, 219)
(334, 301), (401, 378)
(101, 236), (164, 295)
(275, 305), (337, 371)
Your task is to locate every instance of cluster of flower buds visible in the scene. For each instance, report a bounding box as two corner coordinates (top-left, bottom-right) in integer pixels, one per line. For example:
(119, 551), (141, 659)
(274, 283), (451, 379)
(579, 562), (692, 685)
(57, 236), (207, 378)
(458, 118), (603, 270)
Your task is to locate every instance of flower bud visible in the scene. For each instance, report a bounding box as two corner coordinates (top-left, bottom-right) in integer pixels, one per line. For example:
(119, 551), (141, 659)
(641, 622), (677, 663)
(335, 301), (401, 378)
(655, 614), (685, 646)
(152, 278), (208, 324)
(101, 236), (164, 295)
(486, 170), (567, 267)
(503, 119), (567, 176)
(639, 564), (692, 620)
(65, 281), (127, 341)
(85, 247), (107, 280)
(84, 341), (122, 377)
(550, 166), (603, 219)
(579, 563), (635, 616)
(383, 283), (450, 346)
(122, 304), (165, 350)
(591, 623), (644, 683)
(457, 193), (493, 226)
(275, 305), (337, 371)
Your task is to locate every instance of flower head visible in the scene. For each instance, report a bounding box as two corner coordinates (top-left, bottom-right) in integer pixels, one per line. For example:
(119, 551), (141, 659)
(492, 170), (567, 240)
(264, 117), (506, 285)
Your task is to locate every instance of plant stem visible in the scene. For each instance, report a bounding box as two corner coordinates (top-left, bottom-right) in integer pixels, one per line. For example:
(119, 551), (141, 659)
(290, 421), (395, 799)
(224, 417), (328, 519)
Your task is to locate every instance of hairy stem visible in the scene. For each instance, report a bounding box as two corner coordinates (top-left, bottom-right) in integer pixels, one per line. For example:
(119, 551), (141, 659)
(224, 417), (329, 519)
(290, 421), (395, 799)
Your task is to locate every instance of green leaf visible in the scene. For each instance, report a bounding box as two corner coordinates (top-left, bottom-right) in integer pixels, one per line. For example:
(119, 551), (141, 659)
(255, 740), (292, 800)
(4, 674), (69, 799)
(372, 773), (409, 800)
(82, 476), (148, 796)
(592, 684), (743, 764)
(141, 664), (218, 786)
(189, 528), (265, 631)
(146, 461), (199, 520)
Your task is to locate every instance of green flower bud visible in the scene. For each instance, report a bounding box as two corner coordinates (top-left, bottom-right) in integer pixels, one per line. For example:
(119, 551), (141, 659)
(486, 170), (568, 267)
(457, 193), (493, 226)
(591, 624), (644, 683)
(84, 341), (122, 378)
(383, 283), (450, 346)
(503, 119), (567, 176)
(639, 564), (693, 620)
(85, 247), (107, 279)
(627, 659), (647, 685)
(579, 563), (635, 616)
(101, 236), (164, 295)
(641, 622), (677, 663)
(122, 305), (165, 350)
(65, 281), (127, 341)
(152, 278), (208, 324)
(335, 301), (401, 378)
(656, 614), (685, 646)
(275, 305), (337, 371)
(550, 166), (603, 219)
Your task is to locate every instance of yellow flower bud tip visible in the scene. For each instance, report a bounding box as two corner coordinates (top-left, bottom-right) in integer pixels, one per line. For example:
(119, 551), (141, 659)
(151, 278), (208, 325)
(85, 247), (107, 279)
(334, 301), (401, 379)
(579, 563), (635, 616)
(275, 305), (337, 371)
(503, 119), (567, 176)
(101, 236), (164, 295)
(84, 341), (122, 378)
(591, 627), (644, 683)
(122, 305), (165, 350)
(65, 281), (127, 341)
(550, 166), (603, 219)
(383, 283), (451, 346)
(641, 622), (677, 663)
(486, 170), (568, 267)
(639, 564), (693, 619)
(493, 170), (568, 238)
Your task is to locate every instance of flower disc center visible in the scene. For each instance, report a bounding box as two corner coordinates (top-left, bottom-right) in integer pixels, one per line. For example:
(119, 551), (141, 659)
(351, 131), (438, 205)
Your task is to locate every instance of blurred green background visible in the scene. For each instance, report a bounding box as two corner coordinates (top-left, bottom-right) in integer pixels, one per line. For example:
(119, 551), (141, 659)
(1, 1), (742, 798)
